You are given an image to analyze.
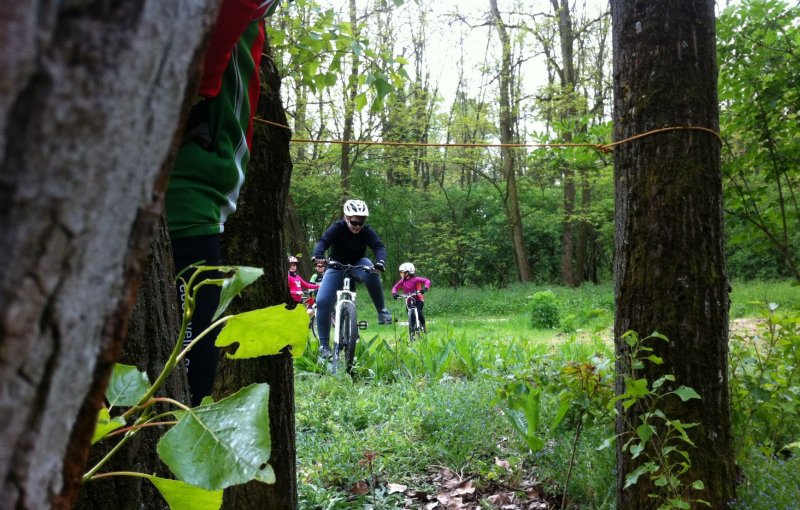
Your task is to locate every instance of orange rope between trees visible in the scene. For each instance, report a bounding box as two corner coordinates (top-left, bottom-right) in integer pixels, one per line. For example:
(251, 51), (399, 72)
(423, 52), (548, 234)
(253, 117), (722, 154)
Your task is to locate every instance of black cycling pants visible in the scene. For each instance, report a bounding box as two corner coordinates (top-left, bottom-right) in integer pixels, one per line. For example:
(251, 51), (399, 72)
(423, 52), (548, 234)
(171, 235), (221, 407)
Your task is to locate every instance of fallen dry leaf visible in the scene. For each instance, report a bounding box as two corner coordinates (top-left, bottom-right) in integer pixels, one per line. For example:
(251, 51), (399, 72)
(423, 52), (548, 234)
(349, 479), (369, 495)
(387, 482), (407, 494)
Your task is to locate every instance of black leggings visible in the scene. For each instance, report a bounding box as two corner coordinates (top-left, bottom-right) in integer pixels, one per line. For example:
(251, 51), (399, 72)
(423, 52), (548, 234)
(171, 235), (221, 407)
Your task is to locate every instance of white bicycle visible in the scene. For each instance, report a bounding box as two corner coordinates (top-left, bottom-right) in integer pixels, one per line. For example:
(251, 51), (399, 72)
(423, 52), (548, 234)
(324, 260), (374, 374)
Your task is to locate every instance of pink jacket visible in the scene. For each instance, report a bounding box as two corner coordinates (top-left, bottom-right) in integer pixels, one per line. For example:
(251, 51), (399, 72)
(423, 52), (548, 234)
(288, 273), (319, 302)
(391, 276), (431, 301)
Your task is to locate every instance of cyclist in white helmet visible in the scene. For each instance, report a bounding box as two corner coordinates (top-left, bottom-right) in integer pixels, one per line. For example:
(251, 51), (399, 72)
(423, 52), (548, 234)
(391, 262), (431, 332)
(312, 199), (392, 357)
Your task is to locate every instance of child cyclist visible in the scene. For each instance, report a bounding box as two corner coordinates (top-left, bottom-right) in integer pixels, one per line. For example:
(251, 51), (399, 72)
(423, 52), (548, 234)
(391, 263), (431, 332)
(287, 256), (318, 317)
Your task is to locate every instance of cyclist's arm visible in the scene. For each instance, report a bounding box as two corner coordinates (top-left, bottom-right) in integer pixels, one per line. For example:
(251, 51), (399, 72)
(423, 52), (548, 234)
(312, 221), (344, 260)
(199, 0), (276, 98)
(364, 227), (388, 264)
(418, 276), (431, 291)
(301, 278), (319, 291)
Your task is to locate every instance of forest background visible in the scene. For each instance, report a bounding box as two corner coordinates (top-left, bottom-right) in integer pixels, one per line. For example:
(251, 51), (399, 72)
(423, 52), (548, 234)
(267, 0), (798, 288)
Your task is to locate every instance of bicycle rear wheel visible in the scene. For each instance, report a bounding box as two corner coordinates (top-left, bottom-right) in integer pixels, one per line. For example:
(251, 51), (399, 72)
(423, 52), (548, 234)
(333, 301), (358, 374)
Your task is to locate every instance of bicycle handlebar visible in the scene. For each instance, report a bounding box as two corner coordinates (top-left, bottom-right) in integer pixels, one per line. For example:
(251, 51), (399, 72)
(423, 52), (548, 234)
(325, 260), (380, 273)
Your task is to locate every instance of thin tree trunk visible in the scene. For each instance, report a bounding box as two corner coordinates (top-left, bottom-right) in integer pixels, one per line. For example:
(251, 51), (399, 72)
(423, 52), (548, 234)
(340, 0), (361, 193)
(490, 0), (531, 282)
(612, 0), (735, 506)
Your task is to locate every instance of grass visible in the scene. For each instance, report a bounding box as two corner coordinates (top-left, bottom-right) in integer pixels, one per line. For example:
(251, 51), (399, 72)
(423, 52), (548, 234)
(296, 279), (800, 509)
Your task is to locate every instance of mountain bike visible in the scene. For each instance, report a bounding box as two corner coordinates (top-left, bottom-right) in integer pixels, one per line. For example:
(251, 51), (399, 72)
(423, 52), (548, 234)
(397, 292), (426, 342)
(325, 261), (373, 374)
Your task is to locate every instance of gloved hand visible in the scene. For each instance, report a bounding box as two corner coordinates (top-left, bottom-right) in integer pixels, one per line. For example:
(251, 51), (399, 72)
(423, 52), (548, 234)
(419, 287), (427, 294)
(392, 293), (398, 300)
(375, 261), (385, 272)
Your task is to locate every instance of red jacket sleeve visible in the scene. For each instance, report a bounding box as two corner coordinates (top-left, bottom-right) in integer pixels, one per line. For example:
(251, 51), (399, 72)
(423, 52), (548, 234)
(198, 0), (270, 97)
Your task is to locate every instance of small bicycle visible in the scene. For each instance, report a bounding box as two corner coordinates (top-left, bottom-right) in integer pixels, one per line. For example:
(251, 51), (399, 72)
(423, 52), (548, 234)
(396, 292), (426, 342)
(324, 260), (374, 374)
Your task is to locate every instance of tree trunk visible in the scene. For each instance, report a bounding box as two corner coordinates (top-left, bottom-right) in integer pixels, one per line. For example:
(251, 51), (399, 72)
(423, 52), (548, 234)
(611, 0), (735, 507)
(75, 219), (186, 510)
(340, 0), (361, 193)
(217, 43), (297, 510)
(489, 0), (531, 282)
(0, 3), (216, 508)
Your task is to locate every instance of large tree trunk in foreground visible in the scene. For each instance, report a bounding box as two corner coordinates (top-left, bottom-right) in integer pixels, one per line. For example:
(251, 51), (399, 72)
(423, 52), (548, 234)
(217, 44), (297, 510)
(611, 0), (735, 507)
(0, 3), (216, 508)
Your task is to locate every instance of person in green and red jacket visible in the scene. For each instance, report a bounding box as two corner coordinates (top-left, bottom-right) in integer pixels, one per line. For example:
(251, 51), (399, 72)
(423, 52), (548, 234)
(166, 0), (281, 406)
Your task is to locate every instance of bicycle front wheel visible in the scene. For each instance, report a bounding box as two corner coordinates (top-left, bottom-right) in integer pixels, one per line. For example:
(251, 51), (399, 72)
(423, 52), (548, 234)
(334, 301), (358, 374)
(408, 308), (417, 342)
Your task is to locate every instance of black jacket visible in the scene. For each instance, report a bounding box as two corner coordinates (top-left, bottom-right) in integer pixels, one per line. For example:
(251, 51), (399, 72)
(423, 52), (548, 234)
(313, 219), (387, 265)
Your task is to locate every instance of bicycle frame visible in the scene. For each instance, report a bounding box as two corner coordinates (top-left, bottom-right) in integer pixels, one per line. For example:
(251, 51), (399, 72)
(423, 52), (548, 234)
(332, 275), (357, 350)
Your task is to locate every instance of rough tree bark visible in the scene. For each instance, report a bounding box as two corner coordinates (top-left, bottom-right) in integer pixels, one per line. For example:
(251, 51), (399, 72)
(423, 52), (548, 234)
(0, 3), (217, 509)
(216, 44), (297, 510)
(611, 0), (735, 507)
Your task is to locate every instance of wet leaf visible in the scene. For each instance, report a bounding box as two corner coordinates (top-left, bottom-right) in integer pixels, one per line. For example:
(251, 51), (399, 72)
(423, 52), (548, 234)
(157, 383), (274, 490)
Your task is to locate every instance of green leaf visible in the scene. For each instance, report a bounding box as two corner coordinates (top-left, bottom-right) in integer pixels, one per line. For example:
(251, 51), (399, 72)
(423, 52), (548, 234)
(157, 383), (274, 491)
(673, 385), (702, 402)
(148, 475), (223, 510)
(91, 406), (126, 444)
(624, 462), (656, 488)
(212, 266), (263, 321)
(106, 363), (151, 408)
(692, 479), (706, 490)
(550, 397), (570, 430)
(370, 74), (393, 99)
(636, 423), (655, 443)
(215, 304), (309, 359)
(354, 92), (368, 111)
(626, 378), (650, 397)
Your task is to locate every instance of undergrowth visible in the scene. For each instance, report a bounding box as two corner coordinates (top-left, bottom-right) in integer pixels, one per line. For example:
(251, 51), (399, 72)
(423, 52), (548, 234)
(296, 280), (800, 509)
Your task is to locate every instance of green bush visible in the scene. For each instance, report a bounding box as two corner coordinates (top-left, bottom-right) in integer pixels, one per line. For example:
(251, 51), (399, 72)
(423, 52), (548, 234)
(528, 290), (561, 329)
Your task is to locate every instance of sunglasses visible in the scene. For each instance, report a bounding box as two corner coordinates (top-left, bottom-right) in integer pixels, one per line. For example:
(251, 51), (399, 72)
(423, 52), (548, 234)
(347, 219), (365, 227)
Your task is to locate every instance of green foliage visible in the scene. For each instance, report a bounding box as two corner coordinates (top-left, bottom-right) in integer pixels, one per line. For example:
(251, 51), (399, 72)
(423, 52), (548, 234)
(85, 266), (308, 510)
(611, 332), (709, 510)
(527, 290), (561, 329)
(732, 452), (800, 510)
(729, 303), (800, 461)
(718, 0), (800, 281)
(267, 0), (408, 110)
(295, 281), (796, 509)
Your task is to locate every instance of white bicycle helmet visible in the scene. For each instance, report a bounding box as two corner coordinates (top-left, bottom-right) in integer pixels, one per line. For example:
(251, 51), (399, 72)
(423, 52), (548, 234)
(399, 262), (416, 275)
(288, 256), (299, 264)
(343, 199), (369, 217)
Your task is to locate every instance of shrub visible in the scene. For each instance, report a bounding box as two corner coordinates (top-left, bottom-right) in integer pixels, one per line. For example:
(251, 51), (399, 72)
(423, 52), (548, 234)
(528, 291), (560, 329)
